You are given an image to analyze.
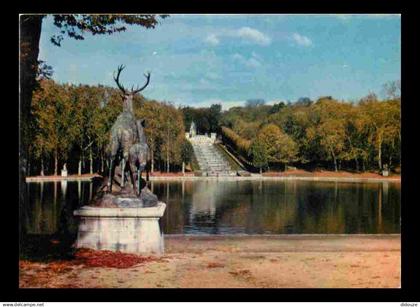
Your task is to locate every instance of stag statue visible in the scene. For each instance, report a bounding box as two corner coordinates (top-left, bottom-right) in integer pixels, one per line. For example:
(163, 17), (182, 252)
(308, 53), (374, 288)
(107, 65), (151, 194)
(129, 118), (150, 191)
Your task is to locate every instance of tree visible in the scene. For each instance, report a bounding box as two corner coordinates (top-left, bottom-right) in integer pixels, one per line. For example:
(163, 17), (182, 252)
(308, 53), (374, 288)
(180, 106), (195, 132)
(249, 140), (268, 173)
(208, 104), (222, 133)
(306, 99), (347, 171)
(340, 104), (365, 171)
(295, 97), (313, 107)
(357, 99), (400, 171)
(268, 105), (312, 164)
(134, 99), (163, 173)
(32, 80), (76, 175)
(234, 119), (261, 140)
(257, 124), (299, 169)
(181, 139), (194, 173)
(269, 102), (286, 114)
(382, 80), (401, 100)
(245, 98), (266, 107)
(71, 85), (100, 174)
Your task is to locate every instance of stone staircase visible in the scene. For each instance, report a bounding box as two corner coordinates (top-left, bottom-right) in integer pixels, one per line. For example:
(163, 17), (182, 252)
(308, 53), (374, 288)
(190, 136), (236, 176)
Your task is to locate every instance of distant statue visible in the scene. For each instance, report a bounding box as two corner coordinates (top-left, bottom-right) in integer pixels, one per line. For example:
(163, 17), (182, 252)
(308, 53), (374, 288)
(107, 65), (151, 195)
(61, 163), (68, 177)
(189, 121), (197, 138)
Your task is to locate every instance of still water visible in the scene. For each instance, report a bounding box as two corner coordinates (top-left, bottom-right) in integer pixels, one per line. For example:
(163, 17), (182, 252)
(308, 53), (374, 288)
(23, 179), (400, 237)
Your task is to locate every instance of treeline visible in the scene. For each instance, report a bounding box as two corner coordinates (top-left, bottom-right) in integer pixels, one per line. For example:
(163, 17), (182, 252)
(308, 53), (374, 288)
(220, 92), (401, 173)
(27, 79), (193, 176)
(180, 104), (222, 134)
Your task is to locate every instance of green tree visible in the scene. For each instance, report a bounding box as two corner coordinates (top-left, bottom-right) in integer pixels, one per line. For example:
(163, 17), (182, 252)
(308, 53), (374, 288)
(306, 99), (347, 171)
(249, 140), (268, 173)
(32, 80), (76, 175)
(257, 124), (299, 169)
(208, 104), (222, 133)
(357, 98), (400, 171)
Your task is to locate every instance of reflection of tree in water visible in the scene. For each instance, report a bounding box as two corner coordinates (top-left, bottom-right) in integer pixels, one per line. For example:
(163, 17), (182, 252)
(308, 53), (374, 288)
(24, 180), (101, 237)
(26, 182), (58, 234)
(295, 181), (345, 234)
(204, 181), (299, 234)
(154, 180), (193, 234)
(23, 180), (401, 240)
(189, 180), (234, 234)
(158, 180), (400, 235)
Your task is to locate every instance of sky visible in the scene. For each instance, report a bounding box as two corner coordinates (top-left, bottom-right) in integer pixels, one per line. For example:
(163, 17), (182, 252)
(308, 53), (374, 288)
(38, 14), (401, 110)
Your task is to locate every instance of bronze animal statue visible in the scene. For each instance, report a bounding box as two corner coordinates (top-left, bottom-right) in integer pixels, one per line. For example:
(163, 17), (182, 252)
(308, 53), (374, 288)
(128, 119), (150, 191)
(107, 65), (151, 194)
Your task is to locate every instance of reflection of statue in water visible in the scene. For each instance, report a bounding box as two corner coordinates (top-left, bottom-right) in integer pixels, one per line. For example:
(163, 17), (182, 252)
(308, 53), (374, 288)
(96, 65), (157, 207)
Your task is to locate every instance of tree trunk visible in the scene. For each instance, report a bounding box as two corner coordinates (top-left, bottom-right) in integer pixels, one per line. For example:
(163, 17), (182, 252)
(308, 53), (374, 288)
(101, 152), (104, 173)
(260, 167), (262, 174)
(355, 158), (359, 172)
(151, 150), (154, 173)
(333, 156), (338, 172)
(78, 158), (82, 175)
(27, 157), (31, 177)
(378, 144), (382, 171)
(166, 148), (170, 173)
(19, 15), (44, 247)
(166, 126), (170, 173)
(182, 161), (185, 174)
(377, 134), (383, 171)
(54, 150), (58, 175)
(40, 158), (44, 176)
(89, 147), (93, 174)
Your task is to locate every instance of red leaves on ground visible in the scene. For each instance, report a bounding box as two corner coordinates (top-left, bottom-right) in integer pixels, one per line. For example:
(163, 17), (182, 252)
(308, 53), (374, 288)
(20, 249), (160, 287)
(74, 248), (157, 269)
(207, 262), (224, 269)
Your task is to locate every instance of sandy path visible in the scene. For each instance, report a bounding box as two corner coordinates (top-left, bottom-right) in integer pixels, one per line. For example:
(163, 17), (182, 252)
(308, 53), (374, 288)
(19, 235), (400, 288)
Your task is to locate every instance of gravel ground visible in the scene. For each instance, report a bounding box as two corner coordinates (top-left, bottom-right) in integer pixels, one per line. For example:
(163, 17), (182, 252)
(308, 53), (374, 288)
(19, 234), (400, 288)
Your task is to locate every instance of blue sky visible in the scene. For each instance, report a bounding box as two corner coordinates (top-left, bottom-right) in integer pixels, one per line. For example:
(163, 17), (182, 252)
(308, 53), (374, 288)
(38, 14), (401, 110)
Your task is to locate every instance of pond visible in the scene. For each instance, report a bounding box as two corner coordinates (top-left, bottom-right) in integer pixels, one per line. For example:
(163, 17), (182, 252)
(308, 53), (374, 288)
(21, 179), (400, 259)
(23, 179), (400, 235)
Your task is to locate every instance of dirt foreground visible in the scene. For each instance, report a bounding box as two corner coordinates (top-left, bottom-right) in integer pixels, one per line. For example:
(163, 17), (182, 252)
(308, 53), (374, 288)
(19, 235), (400, 288)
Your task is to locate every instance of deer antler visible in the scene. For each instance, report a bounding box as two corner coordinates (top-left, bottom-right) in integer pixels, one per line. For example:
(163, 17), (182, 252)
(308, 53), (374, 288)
(113, 64), (127, 94)
(132, 72), (151, 94)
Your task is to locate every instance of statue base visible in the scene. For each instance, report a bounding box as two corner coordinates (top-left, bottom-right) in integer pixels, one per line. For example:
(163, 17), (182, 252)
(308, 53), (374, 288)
(73, 202), (166, 255)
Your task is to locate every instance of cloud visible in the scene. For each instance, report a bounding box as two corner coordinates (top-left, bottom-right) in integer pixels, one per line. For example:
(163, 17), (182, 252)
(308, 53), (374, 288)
(235, 27), (271, 46)
(204, 27), (271, 47)
(204, 34), (220, 46)
(232, 52), (262, 68)
(291, 33), (313, 47)
(188, 99), (247, 110)
(187, 98), (284, 111)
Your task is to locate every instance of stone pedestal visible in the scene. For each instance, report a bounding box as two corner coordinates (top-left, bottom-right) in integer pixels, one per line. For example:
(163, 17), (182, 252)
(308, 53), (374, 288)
(74, 202), (166, 255)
